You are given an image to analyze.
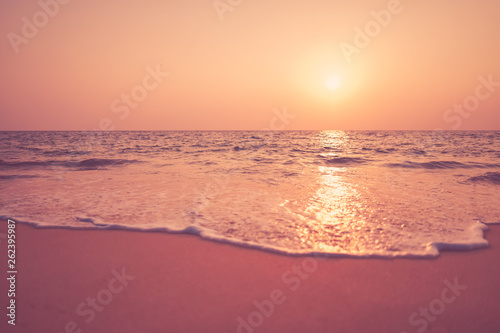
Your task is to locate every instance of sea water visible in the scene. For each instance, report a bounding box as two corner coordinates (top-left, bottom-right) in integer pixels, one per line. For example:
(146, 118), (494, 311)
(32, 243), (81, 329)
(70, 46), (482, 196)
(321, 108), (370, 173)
(1, 130), (499, 257)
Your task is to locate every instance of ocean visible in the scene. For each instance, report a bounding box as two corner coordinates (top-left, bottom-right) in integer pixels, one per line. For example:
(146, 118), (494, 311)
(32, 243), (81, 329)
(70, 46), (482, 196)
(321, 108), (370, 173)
(1, 130), (499, 257)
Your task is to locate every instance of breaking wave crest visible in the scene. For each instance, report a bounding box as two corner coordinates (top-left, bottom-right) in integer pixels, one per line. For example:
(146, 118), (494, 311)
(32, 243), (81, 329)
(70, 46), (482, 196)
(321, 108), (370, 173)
(467, 172), (500, 185)
(385, 161), (500, 169)
(0, 158), (140, 170)
(325, 157), (369, 166)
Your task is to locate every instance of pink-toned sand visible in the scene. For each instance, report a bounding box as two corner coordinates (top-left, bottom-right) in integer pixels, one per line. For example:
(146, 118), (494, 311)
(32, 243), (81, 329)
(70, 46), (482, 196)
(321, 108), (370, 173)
(1, 221), (499, 333)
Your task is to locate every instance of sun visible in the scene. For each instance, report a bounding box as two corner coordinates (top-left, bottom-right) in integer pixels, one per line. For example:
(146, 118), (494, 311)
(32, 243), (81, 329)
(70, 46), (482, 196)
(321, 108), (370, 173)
(326, 76), (341, 91)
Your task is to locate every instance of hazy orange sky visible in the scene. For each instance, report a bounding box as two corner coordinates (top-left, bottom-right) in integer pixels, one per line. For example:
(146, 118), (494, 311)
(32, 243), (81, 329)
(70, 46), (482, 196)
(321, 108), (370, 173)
(1, 0), (499, 130)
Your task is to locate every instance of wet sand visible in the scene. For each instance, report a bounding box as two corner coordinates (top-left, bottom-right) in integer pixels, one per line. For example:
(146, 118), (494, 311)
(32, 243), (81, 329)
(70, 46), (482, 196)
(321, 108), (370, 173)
(1, 221), (499, 333)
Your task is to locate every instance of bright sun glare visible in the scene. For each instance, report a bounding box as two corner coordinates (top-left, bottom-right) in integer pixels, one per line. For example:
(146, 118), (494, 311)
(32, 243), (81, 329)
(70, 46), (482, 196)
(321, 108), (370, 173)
(326, 76), (341, 91)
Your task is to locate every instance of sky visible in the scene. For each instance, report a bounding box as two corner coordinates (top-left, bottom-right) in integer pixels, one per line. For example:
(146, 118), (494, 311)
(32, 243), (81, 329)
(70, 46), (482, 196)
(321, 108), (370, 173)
(0, 0), (499, 130)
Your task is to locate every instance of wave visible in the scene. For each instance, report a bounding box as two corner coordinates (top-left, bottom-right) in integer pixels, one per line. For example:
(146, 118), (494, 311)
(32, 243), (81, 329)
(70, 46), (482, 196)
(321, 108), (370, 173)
(2, 217), (490, 259)
(73, 158), (139, 169)
(291, 148), (317, 153)
(385, 161), (500, 170)
(42, 150), (91, 157)
(0, 160), (49, 169)
(325, 157), (368, 166)
(374, 148), (397, 154)
(467, 172), (500, 185)
(0, 158), (140, 170)
(0, 174), (40, 180)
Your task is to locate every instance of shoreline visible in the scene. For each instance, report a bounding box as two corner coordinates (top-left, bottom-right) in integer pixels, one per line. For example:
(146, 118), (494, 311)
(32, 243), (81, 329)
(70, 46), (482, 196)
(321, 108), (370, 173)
(1, 218), (493, 259)
(1, 221), (500, 332)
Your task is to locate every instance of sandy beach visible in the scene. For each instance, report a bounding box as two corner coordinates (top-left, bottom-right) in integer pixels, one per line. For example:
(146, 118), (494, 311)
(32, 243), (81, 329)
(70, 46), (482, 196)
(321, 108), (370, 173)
(0, 221), (498, 333)
(2, 0), (500, 331)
